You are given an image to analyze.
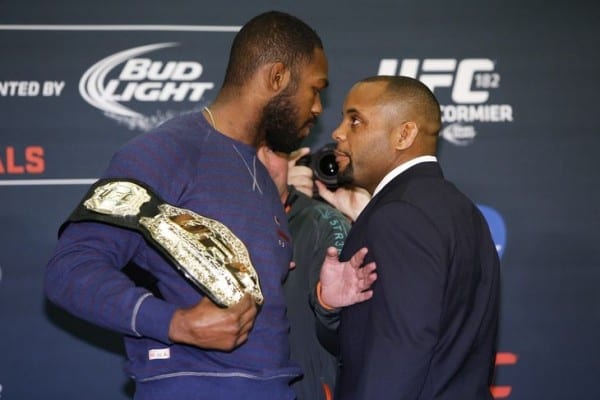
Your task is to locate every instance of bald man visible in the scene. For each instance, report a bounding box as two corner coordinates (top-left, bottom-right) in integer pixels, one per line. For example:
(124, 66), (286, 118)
(318, 76), (500, 400)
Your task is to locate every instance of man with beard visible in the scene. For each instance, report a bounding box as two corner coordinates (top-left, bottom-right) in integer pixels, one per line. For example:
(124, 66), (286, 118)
(318, 76), (500, 400)
(44, 11), (375, 400)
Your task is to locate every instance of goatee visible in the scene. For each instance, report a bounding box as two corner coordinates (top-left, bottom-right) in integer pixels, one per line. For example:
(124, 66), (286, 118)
(337, 163), (355, 187)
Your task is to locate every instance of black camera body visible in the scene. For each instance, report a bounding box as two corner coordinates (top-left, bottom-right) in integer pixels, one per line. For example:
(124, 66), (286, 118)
(296, 143), (339, 191)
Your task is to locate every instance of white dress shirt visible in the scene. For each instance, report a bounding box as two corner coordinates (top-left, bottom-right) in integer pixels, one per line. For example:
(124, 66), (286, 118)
(372, 155), (438, 198)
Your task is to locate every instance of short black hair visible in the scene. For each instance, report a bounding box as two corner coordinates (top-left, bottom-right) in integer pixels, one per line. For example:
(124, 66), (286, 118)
(223, 11), (323, 87)
(361, 75), (441, 134)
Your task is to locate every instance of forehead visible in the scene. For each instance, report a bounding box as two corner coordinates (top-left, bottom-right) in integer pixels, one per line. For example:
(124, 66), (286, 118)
(298, 48), (329, 86)
(344, 81), (388, 111)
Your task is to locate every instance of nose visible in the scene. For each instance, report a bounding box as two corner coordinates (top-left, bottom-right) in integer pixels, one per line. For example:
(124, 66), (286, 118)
(311, 93), (323, 117)
(331, 122), (345, 142)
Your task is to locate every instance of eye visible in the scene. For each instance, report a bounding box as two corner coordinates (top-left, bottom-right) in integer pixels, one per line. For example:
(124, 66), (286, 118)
(350, 116), (360, 126)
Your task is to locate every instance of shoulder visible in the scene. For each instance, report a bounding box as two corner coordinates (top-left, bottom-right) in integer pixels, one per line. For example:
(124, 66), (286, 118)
(375, 164), (473, 219)
(290, 188), (351, 229)
(103, 112), (209, 200)
(121, 112), (207, 155)
(362, 177), (476, 248)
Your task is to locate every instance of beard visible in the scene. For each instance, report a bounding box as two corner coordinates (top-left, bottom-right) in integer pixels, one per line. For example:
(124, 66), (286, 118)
(337, 162), (356, 187)
(261, 89), (313, 154)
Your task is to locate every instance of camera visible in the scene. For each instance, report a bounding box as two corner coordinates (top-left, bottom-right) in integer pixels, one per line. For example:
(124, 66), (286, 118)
(296, 143), (339, 191)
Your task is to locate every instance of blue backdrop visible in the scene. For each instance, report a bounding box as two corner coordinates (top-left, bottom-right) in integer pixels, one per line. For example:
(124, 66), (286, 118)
(1, 1), (599, 398)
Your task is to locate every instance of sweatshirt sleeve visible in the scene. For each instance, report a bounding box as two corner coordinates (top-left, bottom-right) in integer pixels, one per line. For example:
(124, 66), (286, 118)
(44, 220), (178, 344)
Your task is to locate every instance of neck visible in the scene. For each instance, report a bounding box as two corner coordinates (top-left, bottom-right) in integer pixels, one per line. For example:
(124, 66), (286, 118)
(206, 93), (266, 148)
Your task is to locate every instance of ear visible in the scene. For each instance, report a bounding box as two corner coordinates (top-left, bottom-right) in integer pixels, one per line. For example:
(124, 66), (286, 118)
(256, 145), (269, 164)
(267, 62), (292, 93)
(394, 121), (419, 150)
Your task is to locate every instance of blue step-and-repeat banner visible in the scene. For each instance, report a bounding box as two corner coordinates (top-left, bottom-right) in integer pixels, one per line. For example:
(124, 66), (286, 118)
(1, 1), (598, 398)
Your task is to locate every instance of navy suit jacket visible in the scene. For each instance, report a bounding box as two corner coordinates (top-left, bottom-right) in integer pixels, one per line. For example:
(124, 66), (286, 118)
(335, 162), (500, 400)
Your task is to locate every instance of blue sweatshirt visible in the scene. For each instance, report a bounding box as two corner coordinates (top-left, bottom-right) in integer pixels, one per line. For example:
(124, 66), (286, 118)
(45, 112), (301, 399)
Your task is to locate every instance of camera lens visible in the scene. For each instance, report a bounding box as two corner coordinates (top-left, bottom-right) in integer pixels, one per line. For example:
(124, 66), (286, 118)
(313, 144), (339, 190)
(295, 143), (340, 192)
(318, 153), (338, 177)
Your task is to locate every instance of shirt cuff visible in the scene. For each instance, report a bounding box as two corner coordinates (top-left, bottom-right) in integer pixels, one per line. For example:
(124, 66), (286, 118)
(131, 293), (178, 344)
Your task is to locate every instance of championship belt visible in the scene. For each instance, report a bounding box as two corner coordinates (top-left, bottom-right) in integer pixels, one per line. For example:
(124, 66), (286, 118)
(64, 178), (263, 307)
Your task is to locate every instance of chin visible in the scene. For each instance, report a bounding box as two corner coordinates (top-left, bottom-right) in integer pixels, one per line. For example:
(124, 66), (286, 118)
(337, 164), (355, 185)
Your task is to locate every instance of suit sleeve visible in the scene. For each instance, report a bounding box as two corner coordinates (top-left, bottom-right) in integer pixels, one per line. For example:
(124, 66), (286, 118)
(358, 201), (447, 399)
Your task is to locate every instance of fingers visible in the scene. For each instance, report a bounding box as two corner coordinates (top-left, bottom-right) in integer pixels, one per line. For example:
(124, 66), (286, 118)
(349, 247), (369, 268)
(288, 167), (314, 197)
(288, 167), (313, 183)
(360, 261), (377, 276)
(231, 294), (257, 346)
(357, 266), (377, 292)
(168, 293), (258, 351)
(231, 294), (257, 320)
(323, 246), (340, 263)
(354, 290), (374, 304)
(315, 180), (336, 205)
(326, 246), (339, 256)
(288, 147), (311, 165)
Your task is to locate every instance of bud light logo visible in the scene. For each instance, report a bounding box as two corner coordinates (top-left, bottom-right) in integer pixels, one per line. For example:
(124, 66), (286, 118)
(79, 43), (215, 131)
(477, 204), (507, 258)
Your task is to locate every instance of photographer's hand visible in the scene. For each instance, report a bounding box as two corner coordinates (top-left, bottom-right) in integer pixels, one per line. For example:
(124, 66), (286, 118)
(315, 180), (371, 222)
(288, 147), (314, 198)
